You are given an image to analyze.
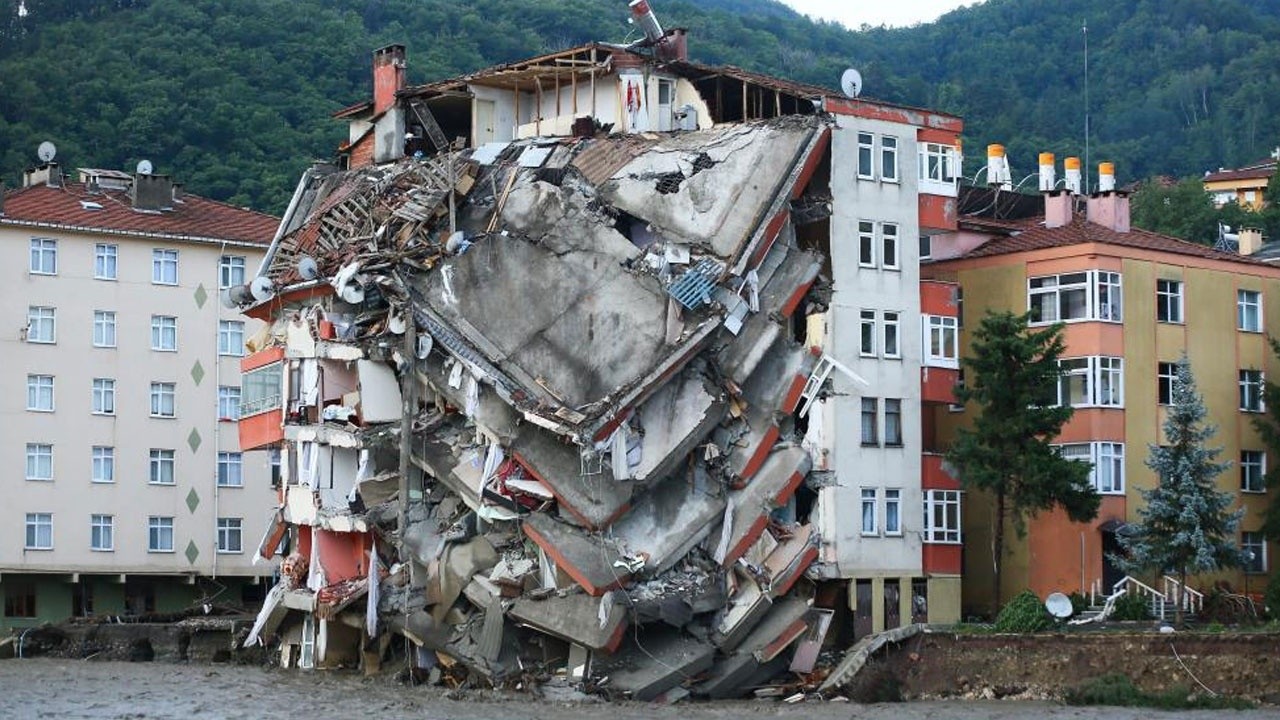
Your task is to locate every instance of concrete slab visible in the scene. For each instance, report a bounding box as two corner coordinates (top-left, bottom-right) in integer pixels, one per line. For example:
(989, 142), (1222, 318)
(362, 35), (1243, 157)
(591, 628), (716, 701)
(695, 597), (810, 698)
(763, 524), (818, 598)
(510, 426), (632, 530)
(609, 469), (726, 576)
(521, 512), (629, 596)
(712, 571), (770, 651)
(714, 446), (811, 567)
(629, 367), (727, 484)
(508, 591), (629, 653)
(723, 339), (814, 487)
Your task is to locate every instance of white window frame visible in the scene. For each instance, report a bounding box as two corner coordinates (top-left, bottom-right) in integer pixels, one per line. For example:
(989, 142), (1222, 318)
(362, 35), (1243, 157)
(884, 488), (902, 535)
(923, 490), (962, 543)
(29, 238), (57, 275)
(1238, 289), (1262, 332)
(92, 446), (115, 484)
(859, 310), (877, 357)
(148, 516), (174, 553)
(860, 487), (878, 535)
(880, 136), (899, 182)
(219, 386), (241, 421)
(1156, 279), (1183, 324)
(882, 311), (901, 359)
(1157, 362), (1177, 405)
(1242, 531), (1267, 574)
(1057, 356), (1124, 408)
(924, 315), (959, 368)
(150, 382), (176, 418)
(217, 452), (243, 488)
(149, 449), (176, 485)
(861, 397), (879, 446)
(26, 306), (56, 343)
(1058, 442), (1125, 494)
(881, 222), (900, 269)
(217, 517), (243, 554)
(884, 398), (903, 447)
(91, 514), (114, 552)
(151, 249), (178, 285)
(241, 363), (283, 417)
(92, 378), (116, 415)
(1240, 369), (1265, 413)
(857, 132), (875, 180)
(218, 320), (245, 357)
(1241, 451), (1266, 493)
(1028, 270), (1123, 325)
(27, 374), (55, 412)
(25, 443), (53, 481)
(93, 310), (117, 348)
(918, 142), (960, 196)
(94, 243), (118, 280)
(25, 513), (53, 550)
(219, 255), (246, 289)
(919, 234), (932, 260)
(151, 315), (177, 352)
(858, 221), (876, 267)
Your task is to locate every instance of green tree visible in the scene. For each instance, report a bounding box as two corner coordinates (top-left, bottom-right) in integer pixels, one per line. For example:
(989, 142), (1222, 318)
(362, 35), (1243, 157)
(1117, 357), (1242, 625)
(1250, 338), (1280, 543)
(946, 310), (1100, 613)
(1130, 177), (1219, 243)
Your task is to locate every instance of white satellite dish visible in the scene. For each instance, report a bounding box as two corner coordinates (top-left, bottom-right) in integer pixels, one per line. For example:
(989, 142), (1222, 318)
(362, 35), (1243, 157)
(297, 256), (320, 281)
(840, 68), (863, 99)
(340, 283), (365, 304)
(249, 276), (275, 302)
(136, 159), (154, 175)
(1044, 592), (1074, 619)
(37, 141), (57, 163)
(416, 334), (433, 360)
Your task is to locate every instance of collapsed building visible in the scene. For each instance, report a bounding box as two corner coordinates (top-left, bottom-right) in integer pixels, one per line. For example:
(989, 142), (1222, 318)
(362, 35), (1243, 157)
(231, 5), (965, 699)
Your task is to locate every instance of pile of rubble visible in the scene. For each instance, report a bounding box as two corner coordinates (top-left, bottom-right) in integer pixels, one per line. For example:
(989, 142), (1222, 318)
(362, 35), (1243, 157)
(241, 114), (847, 700)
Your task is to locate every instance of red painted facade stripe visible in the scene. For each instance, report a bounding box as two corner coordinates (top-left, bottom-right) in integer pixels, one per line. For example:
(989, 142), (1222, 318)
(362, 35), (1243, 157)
(780, 277), (816, 318)
(771, 545), (819, 597)
(738, 424), (782, 482)
(522, 521), (628, 596)
(723, 515), (770, 567)
(780, 374), (808, 414)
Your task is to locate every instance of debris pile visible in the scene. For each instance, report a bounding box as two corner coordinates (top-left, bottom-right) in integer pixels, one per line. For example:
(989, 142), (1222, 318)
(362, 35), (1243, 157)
(241, 115), (844, 700)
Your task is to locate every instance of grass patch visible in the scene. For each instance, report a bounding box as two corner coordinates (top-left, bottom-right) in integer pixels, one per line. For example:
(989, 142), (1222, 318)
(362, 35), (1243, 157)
(1064, 673), (1253, 710)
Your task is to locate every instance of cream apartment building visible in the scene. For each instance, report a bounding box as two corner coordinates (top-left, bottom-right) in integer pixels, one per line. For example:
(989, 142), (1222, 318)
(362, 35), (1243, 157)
(0, 163), (278, 629)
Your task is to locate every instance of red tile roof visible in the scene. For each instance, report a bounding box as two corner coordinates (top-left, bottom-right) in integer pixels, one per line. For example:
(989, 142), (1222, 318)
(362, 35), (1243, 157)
(1203, 166), (1274, 183)
(960, 216), (1272, 267)
(1, 182), (278, 246)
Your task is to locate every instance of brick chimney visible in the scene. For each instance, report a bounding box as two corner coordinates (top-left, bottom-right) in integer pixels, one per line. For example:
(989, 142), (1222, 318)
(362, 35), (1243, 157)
(657, 28), (689, 61)
(24, 162), (60, 188)
(1239, 227), (1264, 255)
(1085, 163), (1130, 233)
(131, 172), (174, 211)
(373, 44), (406, 116)
(1044, 191), (1073, 229)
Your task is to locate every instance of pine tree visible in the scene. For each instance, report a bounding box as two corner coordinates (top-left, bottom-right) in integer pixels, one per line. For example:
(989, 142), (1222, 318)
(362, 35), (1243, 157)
(1250, 337), (1280, 543)
(946, 310), (1099, 614)
(1118, 357), (1242, 624)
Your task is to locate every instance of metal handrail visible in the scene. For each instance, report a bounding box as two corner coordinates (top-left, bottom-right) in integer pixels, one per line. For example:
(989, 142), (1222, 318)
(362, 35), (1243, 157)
(1162, 575), (1205, 614)
(1113, 575), (1169, 619)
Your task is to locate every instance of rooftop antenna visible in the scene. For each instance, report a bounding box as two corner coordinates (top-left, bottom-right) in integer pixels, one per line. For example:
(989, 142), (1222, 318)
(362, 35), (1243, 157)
(1083, 19), (1090, 194)
(37, 141), (57, 163)
(136, 159), (154, 175)
(840, 68), (863, 98)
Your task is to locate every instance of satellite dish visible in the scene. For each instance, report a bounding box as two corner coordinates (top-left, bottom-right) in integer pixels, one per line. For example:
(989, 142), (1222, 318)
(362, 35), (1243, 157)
(228, 285), (255, 306)
(37, 141), (57, 163)
(388, 312), (407, 335)
(416, 334), (433, 360)
(249, 276), (275, 302)
(1045, 592), (1074, 619)
(297, 256), (320, 281)
(340, 283), (365, 304)
(136, 159), (154, 175)
(840, 68), (863, 99)
(219, 288), (238, 309)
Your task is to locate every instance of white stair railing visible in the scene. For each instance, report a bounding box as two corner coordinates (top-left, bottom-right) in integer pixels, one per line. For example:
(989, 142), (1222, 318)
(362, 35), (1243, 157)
(1162, 576), (1204, 615)
(1113, 576), (1168, 620)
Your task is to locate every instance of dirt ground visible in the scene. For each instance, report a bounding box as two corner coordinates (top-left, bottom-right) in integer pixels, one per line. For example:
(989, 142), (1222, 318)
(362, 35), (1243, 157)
(2, 659), (1278, 720)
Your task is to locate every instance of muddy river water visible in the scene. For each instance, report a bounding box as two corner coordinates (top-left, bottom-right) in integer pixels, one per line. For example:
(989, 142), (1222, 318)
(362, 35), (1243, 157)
(2, 659), (1275, 719)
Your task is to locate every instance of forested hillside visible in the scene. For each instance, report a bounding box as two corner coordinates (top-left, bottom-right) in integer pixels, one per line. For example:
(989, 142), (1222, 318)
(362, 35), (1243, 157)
(3, 0), (1280, 214)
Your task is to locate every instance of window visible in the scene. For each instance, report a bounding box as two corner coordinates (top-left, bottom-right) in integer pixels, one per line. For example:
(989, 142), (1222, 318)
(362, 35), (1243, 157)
(924, 315), (959, 367)
(1242, 451), (1266, 493)
(27, 374), (54, 412)
(1057, 356), (1123, 407)
(884, 488), (901, 535)
(218, 452), (243, 487)
(1058, 442), (1125, 494)
(91, 514), (114, 551)
(242, 363), (283, 417)
(1156, 279), (1183, 323)
(93, 311), (117, 347)
(148, 516), (174, 552)
(149, 449), (175, 485)
(151, 315), (177, 351)
(218, 320), (245, 356)
(1242, 531), (1267, 573)
(1238, 289), (1262, 332)
(918, 142), (959, 195)
(861, 488), (878, 535)
(882, 311), (900, 358)
(269, 448), (282, 487)
(94, 243), (118, 280)
(92, 378), (116, 415)
(881, 222), (899, 269)
(861, 398), (879, 445)
(1028, 270), (1122, 324)
(217, 518), (243, 553)
(4, 581), (37, 618)
(1240, 370), (1265, 412)
(26, 306), (56, 343)
(92, 446), (114, 483)
(949, 368), (966, 412)
(884, 399), (903, 446)
(25, 513), (53, 549)
(880, 136), (898, 181)
(219, 255), (246, 289)
(150, 382), (176, 418)
(219, 386), (241, 421)
(152, 249), (178, 285)
(25, 443), (53, 480)
(956, 287), (964, 328)
(857, 133), (874, 179)
(1157, 362), (1177, 405)
(859, 310), (877, 356)
(858, 221), (875, 267)
(29, 238), (57, 274)
(923, 490), (962, 543)
(919, 234), (932, 260)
